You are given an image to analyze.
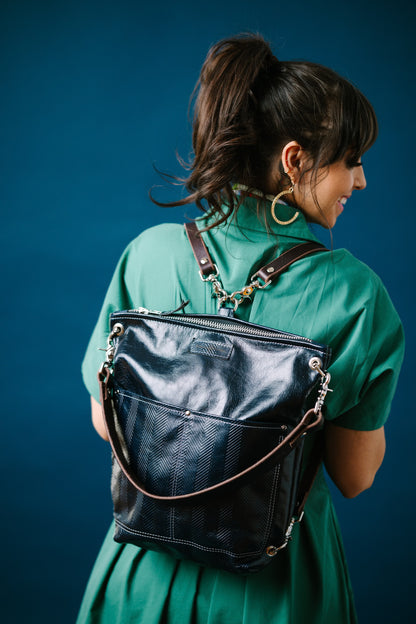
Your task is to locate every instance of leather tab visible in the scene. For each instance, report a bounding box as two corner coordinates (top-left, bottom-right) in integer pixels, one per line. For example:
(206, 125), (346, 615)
(255, 242), (328, 283)
(185, 222), (216, 276)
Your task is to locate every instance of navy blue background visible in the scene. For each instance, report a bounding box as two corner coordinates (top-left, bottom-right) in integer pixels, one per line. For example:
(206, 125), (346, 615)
(1, 1), (414, 622)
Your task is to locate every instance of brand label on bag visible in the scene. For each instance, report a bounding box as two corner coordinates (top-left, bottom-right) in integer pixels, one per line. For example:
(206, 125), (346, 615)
(190, 337), (233, 360)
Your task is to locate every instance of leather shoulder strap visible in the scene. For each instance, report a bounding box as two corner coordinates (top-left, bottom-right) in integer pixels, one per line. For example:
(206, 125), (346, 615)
(254, 241), (328, 283)
(184, 222), (328, 283)
(185, 221), (217, 276)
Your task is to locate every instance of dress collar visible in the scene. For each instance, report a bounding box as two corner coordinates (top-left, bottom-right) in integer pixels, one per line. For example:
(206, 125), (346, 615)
(200, 195), (322, 245)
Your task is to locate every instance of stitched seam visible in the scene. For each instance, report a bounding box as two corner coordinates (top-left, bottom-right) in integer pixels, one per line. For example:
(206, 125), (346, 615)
(170, 416), (186, 539)
(261, 464), (281, 550)
(115, 519), (263, 557)
(115, 462), (285, 558)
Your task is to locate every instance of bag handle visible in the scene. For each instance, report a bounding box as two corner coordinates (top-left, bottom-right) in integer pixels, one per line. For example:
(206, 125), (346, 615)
(98, 366), (323, 502)
(185, 221), (328, 283)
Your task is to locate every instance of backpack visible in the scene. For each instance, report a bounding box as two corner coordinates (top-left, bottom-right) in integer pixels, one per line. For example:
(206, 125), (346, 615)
(98, 223), (331, 574)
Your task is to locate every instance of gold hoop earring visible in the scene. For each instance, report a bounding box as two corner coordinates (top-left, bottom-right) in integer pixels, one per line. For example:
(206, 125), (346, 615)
(271, 186), (299, 225)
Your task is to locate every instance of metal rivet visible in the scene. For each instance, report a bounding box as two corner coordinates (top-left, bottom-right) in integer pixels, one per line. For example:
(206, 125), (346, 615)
(184, 410), (191, 416)
(266, 267), (274, 273)
(309, 357), (322, 371)
(200, 257), (208, 265)
(266, 545), (278, 557)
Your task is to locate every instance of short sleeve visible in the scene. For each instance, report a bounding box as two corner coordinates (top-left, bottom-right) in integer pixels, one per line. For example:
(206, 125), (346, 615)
(324, 272), (405, 431)
(81, 241), (136, 402)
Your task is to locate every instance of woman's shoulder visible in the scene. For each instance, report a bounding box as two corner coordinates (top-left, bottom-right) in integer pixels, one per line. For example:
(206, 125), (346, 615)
(128, 222), (185, 249)
(120, 223), (188, 265)
(319, 248), (403, 348)
(300, 246), (403, 342)
(328, 247), (389, 299)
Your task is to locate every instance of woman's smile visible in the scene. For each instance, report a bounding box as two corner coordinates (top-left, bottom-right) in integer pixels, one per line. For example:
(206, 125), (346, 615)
(295, 158), (366, 228)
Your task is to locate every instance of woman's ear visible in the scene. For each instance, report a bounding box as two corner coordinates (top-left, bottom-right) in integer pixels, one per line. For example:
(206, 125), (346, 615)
(281, 141), (305, 183)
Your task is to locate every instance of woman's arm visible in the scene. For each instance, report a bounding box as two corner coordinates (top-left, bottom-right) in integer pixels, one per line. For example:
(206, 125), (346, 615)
(324, 422), (386, 498)
(91, 396), (109, 441)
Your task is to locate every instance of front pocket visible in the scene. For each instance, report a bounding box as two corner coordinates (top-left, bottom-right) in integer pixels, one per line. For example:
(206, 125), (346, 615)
(111, 385), (295, 568)
(112, 385), (289, 498)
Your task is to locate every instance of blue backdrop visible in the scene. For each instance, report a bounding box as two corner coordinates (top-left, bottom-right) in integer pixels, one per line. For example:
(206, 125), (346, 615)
(1, 1), (414, 622)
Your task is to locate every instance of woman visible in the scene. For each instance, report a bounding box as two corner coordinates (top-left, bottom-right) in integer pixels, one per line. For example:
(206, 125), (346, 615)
(77, 34), (404, 623)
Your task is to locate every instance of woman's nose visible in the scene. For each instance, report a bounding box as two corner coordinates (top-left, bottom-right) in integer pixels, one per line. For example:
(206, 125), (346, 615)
(354, 167), (367, 190)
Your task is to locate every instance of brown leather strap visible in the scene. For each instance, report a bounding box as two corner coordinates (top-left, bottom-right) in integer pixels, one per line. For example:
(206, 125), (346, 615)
(184, 222), (328, 283)
(99, 367), (323, 502)
(255, 242), (328, 283)
(185, 222), (216, 276)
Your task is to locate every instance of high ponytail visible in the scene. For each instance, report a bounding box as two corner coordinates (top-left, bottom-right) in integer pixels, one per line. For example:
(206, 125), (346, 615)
(188, 34), (277, 224)
(151, 33), (378, 228)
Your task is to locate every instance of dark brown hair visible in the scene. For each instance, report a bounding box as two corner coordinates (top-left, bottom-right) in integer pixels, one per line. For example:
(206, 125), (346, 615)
(151, 33), (378, 228)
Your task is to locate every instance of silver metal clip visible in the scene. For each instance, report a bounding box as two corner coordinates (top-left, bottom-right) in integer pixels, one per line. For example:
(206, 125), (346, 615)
(199, 264), (219, 281)
(99, 323), (125, 371)
(309, 357), (333, 413)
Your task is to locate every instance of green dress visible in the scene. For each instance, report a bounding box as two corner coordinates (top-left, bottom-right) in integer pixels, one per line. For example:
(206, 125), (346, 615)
(77, 197), (404, 624)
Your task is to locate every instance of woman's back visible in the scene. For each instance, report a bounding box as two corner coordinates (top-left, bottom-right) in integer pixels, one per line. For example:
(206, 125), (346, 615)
(78, 197), (403, 623)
